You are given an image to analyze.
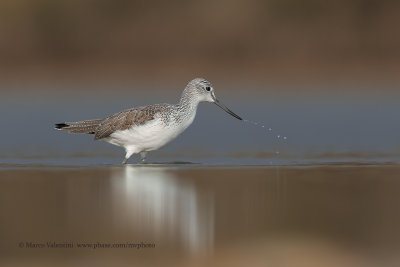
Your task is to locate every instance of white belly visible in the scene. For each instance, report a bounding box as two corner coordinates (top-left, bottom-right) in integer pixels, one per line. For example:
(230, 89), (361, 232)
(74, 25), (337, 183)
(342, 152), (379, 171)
(104, 115), (195, 154)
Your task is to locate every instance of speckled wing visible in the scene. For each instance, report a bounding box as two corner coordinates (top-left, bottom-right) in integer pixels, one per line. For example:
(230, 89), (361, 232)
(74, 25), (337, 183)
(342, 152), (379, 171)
(94, 105), (166, 140)
(55, 119), (104, 134)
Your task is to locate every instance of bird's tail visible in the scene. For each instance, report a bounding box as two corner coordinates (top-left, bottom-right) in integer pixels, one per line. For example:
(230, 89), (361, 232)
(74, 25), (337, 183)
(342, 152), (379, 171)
(55, 119), (103, 135)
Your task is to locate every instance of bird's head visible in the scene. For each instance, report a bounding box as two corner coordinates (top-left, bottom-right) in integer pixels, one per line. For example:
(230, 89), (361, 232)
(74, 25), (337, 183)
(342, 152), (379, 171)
(185, 78), (242, 120)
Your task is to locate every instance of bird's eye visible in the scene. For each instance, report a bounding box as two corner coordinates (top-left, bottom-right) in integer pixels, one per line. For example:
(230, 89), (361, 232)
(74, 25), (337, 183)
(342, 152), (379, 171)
(205, 86), (211, 91)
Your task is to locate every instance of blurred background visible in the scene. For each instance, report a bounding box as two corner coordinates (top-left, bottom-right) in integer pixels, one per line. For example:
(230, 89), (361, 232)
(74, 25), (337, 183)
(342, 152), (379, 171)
(1, 0), (399, 87)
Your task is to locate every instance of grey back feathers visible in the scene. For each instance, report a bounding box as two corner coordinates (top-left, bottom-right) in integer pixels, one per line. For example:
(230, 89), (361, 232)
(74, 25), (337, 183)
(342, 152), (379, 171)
(94, 104), (169, 140)
(55, 104), (170, 140)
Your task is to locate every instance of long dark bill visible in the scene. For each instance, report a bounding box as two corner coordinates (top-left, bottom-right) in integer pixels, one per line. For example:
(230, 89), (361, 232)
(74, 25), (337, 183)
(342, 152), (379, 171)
(213, 98), (242, 120)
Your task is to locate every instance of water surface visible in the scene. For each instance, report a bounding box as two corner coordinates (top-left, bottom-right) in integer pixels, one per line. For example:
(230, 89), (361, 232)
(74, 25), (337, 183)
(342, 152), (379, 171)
(1, 85), (400, 163)
(1, 164), (400, 266)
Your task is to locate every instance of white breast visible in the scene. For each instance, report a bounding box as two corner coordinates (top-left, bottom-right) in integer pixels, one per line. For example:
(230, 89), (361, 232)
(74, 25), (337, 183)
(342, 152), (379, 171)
(105, 111), (196, 154)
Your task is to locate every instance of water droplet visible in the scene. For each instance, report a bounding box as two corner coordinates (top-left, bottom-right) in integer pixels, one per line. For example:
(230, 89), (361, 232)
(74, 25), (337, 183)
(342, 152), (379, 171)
(268, 128), (272, 131)
(283, 136), (287, 140)
(277, 135), (281, 138)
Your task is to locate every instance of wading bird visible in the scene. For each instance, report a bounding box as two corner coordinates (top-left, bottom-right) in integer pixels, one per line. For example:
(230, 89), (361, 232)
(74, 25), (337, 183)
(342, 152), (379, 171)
(55, 78), (242, 164)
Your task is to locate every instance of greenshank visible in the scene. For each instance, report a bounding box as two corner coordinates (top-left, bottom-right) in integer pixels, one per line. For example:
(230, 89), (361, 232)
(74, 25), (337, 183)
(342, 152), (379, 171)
(55, 78), (242, 164)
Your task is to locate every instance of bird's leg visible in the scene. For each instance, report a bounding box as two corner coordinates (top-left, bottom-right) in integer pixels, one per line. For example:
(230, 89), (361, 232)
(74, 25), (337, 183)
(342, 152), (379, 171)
(122, 149), (135, 165)
(140, 152), (148, 163)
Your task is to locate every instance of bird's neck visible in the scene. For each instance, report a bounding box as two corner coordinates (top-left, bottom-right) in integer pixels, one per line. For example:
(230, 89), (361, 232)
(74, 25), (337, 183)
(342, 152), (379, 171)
(177, 88), (201, 114)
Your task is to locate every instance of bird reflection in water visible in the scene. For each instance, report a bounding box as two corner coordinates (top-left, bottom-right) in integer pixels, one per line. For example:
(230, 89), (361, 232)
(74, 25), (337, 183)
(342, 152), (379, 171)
(110, 165), (214, 254)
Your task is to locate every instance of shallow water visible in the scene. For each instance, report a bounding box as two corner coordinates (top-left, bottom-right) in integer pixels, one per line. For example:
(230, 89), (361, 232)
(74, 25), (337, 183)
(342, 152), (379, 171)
(1, 85), (400, 163)
(1, 164), (400, 267)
